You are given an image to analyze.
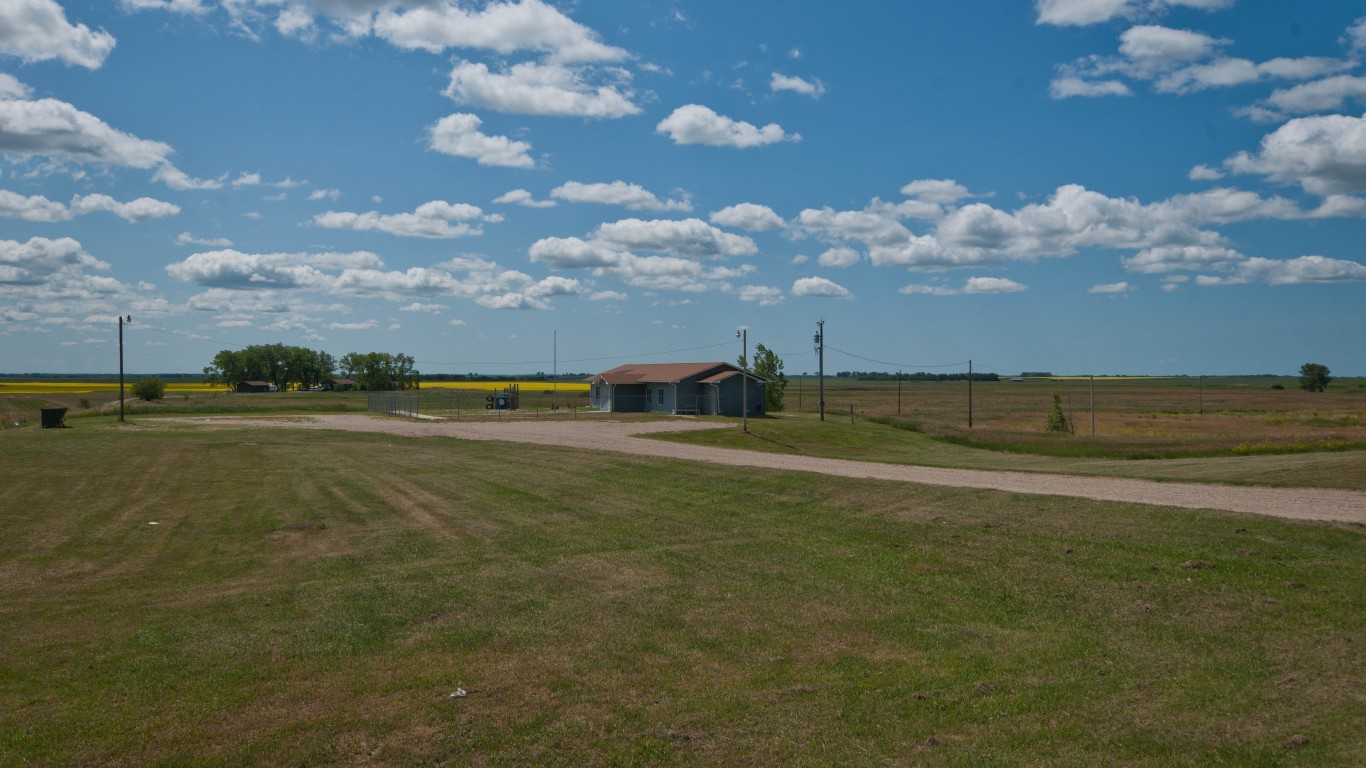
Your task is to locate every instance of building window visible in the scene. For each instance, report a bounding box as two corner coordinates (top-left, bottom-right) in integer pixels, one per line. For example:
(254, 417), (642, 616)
(658, 387), (665, 405)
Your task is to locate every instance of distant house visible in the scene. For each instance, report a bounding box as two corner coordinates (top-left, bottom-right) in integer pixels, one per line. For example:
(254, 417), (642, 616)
(324, 378), (357, 392)
(237, 380), (273, 393)
(587, 362), (765, 416)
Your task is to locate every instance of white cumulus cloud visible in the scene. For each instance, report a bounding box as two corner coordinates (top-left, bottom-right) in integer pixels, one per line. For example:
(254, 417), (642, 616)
(429, 113), (534, 168)
(70, 194), (180, 222)
(551, 180), (690, 211)
(0, 0), (116, 69)
(818, 246), (861, 268)
(314, 200), (499, 239)
(445, 60), (639, 118)
(1225, 113), (1366, 195)
(901, 277), (1028, 295)
(770, 73), (826, 98)
(657, 104), (799, 148)
(372, 0), (627, 62)
(739, 285), (785, 306)
(709, 203), (785, 231)
(494, 188), (557, 208)
(1036, 0), (1233, 27)
(792, 276), (852, 298)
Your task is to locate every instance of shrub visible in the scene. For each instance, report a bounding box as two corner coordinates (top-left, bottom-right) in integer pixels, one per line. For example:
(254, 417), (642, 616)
(1270, 383), (1284, 390)
(132, 377), (166, 402)
(78, 397), (91, 409)
(1045, 392), (1071, 433)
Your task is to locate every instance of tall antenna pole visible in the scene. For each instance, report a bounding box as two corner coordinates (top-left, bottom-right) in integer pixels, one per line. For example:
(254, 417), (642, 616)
(736, 328), (748, 433)
(553, 330), (557, 396)
(897, 369), (901, 415)
(815, 320), (825, 422)
(967, 358), (973, 429)
(118, 315), (131, 423)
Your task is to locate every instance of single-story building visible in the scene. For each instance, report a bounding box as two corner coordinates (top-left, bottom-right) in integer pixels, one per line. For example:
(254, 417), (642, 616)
(324, 377), (357, 392)
(587, 362), (766, 416)
(237, 380), (273, 393)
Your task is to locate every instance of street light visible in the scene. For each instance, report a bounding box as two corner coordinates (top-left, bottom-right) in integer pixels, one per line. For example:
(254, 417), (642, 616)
(118, 315), (132, 422)
(736, 328), (748, 434)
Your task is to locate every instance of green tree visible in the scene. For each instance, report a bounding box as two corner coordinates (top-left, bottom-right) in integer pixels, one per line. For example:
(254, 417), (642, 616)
(203, 344), (337, 392)
(1299, 363), (1331, 392)
(1045, 392), (1071, 433)
(132, 376), (165, 402)
(749, 343), (788, 412)
(339, 351), (420, 391)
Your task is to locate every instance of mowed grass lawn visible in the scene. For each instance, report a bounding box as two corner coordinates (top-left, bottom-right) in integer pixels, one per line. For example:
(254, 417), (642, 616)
(1, 424), (1363, 766)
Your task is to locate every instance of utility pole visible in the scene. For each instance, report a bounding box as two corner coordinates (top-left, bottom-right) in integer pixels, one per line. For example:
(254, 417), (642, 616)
(815, 320), (825, 422)
(967, 359), (973, 428)
(1090, 374), (1096, 435)
(118, 315), (131, 423)
(552, 330), (557, 397)
(897, 369), (901, 415)
(1199, 375), (1204, 415)
(736, 328), (748, 433)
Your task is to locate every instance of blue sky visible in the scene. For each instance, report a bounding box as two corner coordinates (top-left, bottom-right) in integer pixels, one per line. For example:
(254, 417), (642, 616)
(2, 0), (1364, 377)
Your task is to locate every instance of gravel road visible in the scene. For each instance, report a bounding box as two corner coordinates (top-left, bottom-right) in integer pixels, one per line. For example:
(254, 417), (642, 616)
(163, 415), (1366, 525)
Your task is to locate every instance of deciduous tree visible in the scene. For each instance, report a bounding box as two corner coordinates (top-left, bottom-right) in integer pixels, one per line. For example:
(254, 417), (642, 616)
(1299, 363), (1331, 392)
(739, 343), (789, 412)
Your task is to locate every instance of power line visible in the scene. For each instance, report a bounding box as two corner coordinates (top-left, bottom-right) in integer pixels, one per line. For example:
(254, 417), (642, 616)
(823, 344), (968, 370)
(415, 339), (739, 368)
(129, 323), (248, 350)
(128, 324), (799, 372)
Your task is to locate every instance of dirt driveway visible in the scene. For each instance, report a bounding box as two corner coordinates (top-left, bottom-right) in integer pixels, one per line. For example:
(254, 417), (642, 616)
(161, 415), (1366, 525)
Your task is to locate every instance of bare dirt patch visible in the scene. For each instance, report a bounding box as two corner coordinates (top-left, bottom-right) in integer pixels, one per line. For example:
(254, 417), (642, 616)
(154, 415), (1366, 524)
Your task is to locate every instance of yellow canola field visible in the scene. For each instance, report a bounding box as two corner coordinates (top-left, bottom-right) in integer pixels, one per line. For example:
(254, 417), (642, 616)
(0, 381), (219, 394)
(0, 380), (589, 394)
(421, 381), (589, 392)
(1033, 376), (1174, 381)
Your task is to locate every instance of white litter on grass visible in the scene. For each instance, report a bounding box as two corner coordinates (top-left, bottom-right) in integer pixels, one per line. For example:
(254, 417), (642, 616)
(148, 521), (159, 525)
(448, 688), (467, 698)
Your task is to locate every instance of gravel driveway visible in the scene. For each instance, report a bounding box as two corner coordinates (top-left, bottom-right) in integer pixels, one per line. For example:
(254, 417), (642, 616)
(164, 415), (1366, 525)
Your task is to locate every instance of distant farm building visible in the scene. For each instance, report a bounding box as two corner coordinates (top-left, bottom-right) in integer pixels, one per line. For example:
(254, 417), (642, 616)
(236, 381), (273, 393)
(325, 378), (357, 392)
(587, 362), (765, 416)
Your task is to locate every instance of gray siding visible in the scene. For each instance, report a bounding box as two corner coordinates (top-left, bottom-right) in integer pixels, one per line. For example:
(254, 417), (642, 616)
(589, 365), (765, 415)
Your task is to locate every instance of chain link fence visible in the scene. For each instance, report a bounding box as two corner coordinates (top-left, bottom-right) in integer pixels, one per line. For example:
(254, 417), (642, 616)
(368, 389), (589, 419)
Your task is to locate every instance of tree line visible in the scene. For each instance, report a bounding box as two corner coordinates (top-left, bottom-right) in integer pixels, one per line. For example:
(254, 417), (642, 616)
(202, 344), (419, 392)
(834, 371), (1001, 382)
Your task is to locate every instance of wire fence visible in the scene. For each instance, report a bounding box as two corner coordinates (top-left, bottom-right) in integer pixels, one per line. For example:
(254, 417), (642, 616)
(368, 389), (589, 419)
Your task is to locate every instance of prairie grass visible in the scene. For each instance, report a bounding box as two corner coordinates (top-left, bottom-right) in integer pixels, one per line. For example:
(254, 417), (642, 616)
(652, 414), (1366, 490)
(0, 423), (1362, 765)
(793, 377), (1366, 453)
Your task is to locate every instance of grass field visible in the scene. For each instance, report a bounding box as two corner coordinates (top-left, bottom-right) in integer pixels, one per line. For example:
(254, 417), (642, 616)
(0, 380), (220, 394)
(1, 421), (1363, 765)
(0, 381), (591, 431)
(780, 376), (1366, 458)
(652, 415), (1366, 491)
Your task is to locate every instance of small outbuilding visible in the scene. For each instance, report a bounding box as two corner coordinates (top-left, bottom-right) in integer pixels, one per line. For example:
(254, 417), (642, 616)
(587, 362), (765, 416)
(324, 378), (357, 392)
(236, 380), (273, 394)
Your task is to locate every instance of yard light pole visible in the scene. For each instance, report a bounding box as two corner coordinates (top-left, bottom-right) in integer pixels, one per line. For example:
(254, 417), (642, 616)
(815, 320), (825, 422)
(736, 328), (748, 433)
(118, 315), (132, 422)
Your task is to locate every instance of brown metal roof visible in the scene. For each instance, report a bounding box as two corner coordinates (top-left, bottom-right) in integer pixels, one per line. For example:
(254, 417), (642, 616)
(591, 362), (766, 385)
(697, 370), (743, 384)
